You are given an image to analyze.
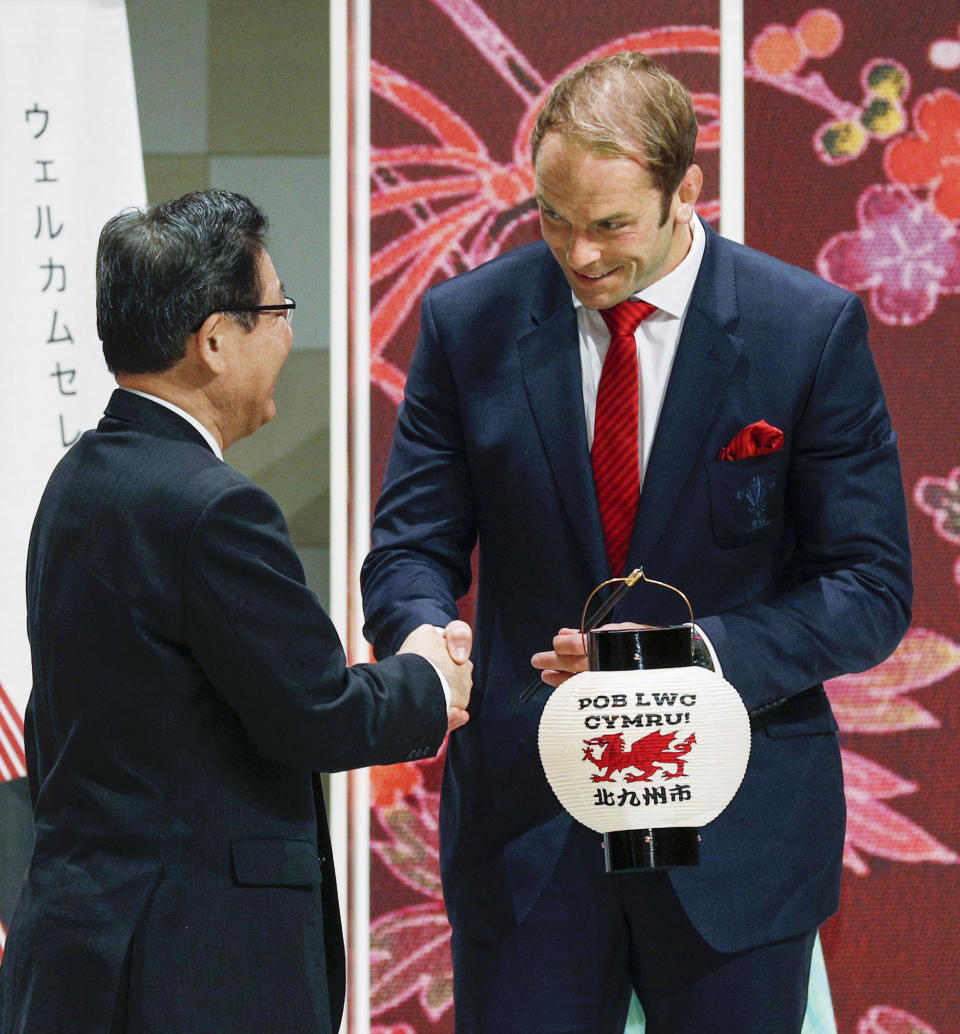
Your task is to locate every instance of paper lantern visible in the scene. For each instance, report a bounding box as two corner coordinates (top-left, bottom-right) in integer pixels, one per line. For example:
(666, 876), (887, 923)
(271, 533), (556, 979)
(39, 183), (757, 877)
(538, 641), (750, 872)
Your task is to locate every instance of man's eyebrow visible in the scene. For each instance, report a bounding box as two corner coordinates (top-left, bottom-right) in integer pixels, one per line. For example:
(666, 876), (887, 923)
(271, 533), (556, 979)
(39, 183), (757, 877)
(535, 193), (633, 219)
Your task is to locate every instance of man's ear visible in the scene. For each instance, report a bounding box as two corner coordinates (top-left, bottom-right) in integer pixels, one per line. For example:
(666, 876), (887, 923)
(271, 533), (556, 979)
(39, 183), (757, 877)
(191, 312), (230, 375)
(675, 164), (704, 224)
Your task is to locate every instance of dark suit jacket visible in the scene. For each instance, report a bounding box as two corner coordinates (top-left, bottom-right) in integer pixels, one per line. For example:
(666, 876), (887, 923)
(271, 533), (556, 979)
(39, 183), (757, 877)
(0, 389), (447, 1034)
(362, 225), (912, 953)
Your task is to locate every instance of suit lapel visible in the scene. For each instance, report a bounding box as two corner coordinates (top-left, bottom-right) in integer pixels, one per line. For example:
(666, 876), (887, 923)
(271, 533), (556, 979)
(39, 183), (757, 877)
(514, 228), (745, 591)
(628, 226), (744, 565)
(517, 250), (609, 589)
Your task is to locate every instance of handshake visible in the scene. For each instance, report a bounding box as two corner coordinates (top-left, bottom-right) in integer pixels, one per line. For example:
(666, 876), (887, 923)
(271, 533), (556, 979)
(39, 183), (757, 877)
(398, 620), (474, 732)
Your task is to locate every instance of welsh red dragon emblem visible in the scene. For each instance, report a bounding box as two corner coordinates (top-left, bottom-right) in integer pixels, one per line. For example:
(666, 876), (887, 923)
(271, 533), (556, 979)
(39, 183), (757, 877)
(582, 731), (696, 783)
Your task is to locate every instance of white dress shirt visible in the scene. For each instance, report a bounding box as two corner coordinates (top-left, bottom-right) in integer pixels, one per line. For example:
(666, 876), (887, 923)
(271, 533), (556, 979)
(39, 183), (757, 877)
(575, 213), (706, 480)
(571, 216), (720, 671)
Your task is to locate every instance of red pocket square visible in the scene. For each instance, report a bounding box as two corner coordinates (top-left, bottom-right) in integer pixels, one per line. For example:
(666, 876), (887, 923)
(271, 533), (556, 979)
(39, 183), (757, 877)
(717, 420), (784, 461)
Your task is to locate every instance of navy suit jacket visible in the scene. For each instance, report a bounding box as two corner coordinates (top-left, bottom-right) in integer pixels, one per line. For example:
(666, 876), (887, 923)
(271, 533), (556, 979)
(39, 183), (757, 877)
(362, 224), (912, 953)
(0, 390), (447, 1034)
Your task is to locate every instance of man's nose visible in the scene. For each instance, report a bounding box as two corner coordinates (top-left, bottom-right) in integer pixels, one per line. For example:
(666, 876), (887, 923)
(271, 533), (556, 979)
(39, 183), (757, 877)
(566, 230), (600, 269)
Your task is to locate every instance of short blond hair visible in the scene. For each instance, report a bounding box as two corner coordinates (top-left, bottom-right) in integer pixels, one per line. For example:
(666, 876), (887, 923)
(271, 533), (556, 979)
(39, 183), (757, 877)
(531, 52), (697, 216)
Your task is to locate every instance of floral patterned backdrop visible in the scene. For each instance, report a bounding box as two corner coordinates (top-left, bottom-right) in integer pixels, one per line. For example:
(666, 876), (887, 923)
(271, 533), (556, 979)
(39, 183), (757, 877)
(365, 3), (960, 1034)
(743, 4), (960, 1032)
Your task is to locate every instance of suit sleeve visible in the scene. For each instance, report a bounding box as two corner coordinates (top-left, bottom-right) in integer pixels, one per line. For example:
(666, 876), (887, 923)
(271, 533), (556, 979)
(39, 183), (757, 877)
(183, 479), (448, 770)
(697, 293), (912, 713)
(361, 288), (478, 658)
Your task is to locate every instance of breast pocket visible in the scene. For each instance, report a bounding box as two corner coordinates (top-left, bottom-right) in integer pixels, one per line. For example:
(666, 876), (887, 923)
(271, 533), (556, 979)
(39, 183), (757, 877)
(705, 451), (787, 548)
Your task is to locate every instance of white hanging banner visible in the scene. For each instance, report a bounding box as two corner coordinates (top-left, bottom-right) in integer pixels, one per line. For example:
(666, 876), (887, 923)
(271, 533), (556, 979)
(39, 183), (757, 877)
(0, 0), (145, 763)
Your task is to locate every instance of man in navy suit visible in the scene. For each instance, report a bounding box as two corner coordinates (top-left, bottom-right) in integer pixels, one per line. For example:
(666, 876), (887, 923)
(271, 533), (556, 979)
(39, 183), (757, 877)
(0, 189), (472, 1034)
(362, 53), (911, 1033)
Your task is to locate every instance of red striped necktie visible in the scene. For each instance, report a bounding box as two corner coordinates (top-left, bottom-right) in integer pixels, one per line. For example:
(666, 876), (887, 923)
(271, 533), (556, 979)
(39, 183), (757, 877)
(593, 299), (657, 576)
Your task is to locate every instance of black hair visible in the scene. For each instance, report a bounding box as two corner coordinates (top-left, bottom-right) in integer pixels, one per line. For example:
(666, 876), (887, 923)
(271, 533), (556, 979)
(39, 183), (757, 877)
(96, 189), (268, 374)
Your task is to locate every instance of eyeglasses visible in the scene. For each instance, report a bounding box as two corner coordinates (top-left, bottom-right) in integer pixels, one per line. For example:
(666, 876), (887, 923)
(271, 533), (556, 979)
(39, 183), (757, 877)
(194, 296), (296, 332)
(226, 296), (296, 324)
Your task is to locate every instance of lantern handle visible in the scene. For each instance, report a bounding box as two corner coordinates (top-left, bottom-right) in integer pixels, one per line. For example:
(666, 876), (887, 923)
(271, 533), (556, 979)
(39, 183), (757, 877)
(580, 567), (695, 636)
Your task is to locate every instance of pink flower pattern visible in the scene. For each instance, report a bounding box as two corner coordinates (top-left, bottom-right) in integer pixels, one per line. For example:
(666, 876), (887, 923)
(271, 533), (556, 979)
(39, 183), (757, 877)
(839, 749), (957, 875)
(825, 627), (959, 735)
(816, 184), (960, 325)
(857, 1005), (940, 1034)
(370, 783), (451, 1021)
(915, 466), (960, 547)
(915, 466), (960, 586)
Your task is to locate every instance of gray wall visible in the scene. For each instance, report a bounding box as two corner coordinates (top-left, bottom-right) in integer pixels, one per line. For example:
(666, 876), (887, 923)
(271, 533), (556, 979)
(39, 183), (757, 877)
(127, 0), (331, 602)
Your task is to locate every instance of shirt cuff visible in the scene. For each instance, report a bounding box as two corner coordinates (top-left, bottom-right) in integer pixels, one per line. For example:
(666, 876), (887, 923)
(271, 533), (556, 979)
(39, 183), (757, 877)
(423, 657), (452, 708)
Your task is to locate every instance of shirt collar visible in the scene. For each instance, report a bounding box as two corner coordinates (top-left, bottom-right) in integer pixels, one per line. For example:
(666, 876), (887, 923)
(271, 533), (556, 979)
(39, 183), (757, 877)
(572, 213), (706, 319)
(118, 387), (223, 460)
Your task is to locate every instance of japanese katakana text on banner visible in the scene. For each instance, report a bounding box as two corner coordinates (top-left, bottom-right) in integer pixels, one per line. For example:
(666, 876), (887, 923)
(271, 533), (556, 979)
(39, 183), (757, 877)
(0, 0), (146, 743)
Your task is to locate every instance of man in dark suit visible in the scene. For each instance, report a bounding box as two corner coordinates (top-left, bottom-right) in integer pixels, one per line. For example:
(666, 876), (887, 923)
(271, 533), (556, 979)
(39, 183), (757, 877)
(361, 53), (912, 1033)
(0, 189), (472, 1034)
